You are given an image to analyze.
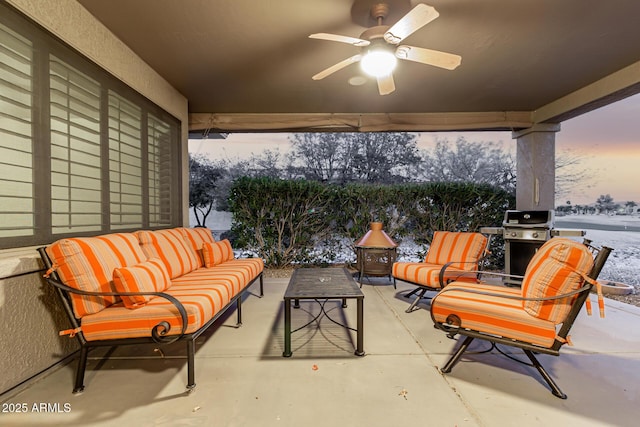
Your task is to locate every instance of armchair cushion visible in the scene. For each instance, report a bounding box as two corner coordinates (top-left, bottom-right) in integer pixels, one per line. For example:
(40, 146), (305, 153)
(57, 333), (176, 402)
(431, 283), (558, 348)
(522, 238), (594, 323)
(424, 231), (488, 271)
(392, 262), (479, 290)
(112, 258), (171, 309)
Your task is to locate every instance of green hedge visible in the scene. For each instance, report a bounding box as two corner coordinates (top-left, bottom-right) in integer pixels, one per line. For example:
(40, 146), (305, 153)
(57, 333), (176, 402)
(228, 177), (514, 268)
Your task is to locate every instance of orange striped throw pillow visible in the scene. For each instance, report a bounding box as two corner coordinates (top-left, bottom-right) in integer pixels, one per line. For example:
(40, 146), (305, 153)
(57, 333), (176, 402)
(113, 258), (171, 309)
(521, 238), (594, 323)
(45, 233), (146, 318)
(136, 229), (199, 279)
(180, 227), (216, 268)
(202, 239), (235, 267)
(424, 231), (488, 271)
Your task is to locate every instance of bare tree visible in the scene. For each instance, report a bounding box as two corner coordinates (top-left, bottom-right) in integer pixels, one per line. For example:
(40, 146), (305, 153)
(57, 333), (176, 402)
(287, 133), (345, 181)
(247, 148), (284, 178)
(287, 132), (421, 183)
(350, 133), (421, 182)
(419, 137), (516, 192)
(555, 148), (595, 201)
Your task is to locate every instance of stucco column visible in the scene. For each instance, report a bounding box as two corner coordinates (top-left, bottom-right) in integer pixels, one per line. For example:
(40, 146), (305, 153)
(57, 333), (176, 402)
(512, 123), (561, 210)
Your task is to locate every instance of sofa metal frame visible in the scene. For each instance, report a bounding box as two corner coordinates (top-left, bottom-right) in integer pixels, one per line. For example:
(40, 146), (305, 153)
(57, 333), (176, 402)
(431, 239), (612, 399)
(38, 247), (264, 394)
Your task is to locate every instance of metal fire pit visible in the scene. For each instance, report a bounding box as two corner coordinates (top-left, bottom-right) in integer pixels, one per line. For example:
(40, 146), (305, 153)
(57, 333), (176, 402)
(355, 246), (397, 283)
(354, 222), (397, 286)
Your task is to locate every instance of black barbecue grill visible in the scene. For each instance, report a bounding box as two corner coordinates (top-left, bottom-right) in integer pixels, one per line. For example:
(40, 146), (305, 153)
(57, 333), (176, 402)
(482, 210), (585, 286)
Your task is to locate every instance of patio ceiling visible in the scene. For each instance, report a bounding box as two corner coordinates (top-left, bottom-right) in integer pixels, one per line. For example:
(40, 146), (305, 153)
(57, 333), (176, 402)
(76, 0), (640, 133)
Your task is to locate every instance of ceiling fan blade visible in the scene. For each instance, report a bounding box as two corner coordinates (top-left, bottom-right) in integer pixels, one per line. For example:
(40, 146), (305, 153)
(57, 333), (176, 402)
(312, 54), (363, 80)
(396, 45), (461, 70)
(309, 33), (370, 47)
(377, 73), (395, 96)
(384, 4), (439, 45)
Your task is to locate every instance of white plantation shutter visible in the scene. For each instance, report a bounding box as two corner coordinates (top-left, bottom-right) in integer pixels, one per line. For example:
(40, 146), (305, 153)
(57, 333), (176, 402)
(49, 56), (102, 234)
(0, 23), (33, 238)
(109, 92), (143, 229)
(148, 114), (173, 227)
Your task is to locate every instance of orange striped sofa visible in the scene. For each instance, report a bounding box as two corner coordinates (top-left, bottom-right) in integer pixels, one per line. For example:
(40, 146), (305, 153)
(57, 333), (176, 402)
(38, 227), (264, 394)
(392, 231), (489, 312)
(430, 238), (612, 399)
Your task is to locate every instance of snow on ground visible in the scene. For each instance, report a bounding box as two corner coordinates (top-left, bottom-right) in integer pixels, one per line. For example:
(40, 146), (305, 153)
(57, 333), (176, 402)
(193, 211), (640, 287)
(557, 215), (640, 287)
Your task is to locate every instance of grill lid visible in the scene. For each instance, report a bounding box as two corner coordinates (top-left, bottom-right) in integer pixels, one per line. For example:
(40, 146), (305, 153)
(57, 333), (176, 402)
(502, 210), (555, 228)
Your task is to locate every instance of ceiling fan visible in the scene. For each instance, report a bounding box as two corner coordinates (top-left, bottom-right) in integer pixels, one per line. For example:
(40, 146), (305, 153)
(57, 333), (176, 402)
(310, 3), (461, 95)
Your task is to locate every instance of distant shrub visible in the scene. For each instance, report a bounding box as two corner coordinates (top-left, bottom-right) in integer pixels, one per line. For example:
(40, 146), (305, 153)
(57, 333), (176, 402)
(228, 177), (514, 268)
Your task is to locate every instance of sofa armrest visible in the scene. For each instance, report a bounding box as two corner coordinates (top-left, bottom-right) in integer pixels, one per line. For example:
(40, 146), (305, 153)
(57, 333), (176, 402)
(42, 274), (188, 344)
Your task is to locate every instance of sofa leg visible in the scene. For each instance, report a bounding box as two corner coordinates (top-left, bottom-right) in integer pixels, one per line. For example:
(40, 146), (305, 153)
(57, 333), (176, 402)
(73, 346), (88, 394)
(236, 297), (243, 327)
(259, 274), (264, 297)
(186, 339), (196, 392)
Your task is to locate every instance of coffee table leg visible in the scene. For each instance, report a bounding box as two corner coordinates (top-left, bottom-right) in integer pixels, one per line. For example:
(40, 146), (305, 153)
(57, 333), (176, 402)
(355, 297), (365, 356)
(283, 298), (292, 357)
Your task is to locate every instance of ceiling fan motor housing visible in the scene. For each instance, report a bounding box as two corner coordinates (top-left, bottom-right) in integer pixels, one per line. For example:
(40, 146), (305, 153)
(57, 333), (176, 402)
(371, 3), (390, 22)
(360, 25), (390, 42)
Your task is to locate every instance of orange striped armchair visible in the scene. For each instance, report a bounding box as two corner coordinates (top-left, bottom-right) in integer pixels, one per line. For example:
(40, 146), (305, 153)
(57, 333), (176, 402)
(392, 231), (489, 313)
(430, 238), (612, 399)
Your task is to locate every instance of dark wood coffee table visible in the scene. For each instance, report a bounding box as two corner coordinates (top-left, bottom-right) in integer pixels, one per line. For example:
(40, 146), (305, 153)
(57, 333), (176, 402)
(283, 267), (365, 357)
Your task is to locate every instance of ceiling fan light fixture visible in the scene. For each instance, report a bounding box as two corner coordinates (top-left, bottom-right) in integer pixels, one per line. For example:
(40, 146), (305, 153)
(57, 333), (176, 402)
(360, 48), (397, 77)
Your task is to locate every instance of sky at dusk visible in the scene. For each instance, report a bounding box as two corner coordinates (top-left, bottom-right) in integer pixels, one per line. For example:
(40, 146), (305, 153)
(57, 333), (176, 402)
(189, 94), (640, 207)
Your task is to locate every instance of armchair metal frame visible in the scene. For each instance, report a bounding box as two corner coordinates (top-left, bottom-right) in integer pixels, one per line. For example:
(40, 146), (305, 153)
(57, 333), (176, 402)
(431, 240), (612, 399)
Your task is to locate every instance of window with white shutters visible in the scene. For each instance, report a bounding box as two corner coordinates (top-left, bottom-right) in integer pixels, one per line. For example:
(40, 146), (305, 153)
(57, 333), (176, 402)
(0, 2), (181, 249)
(0, 23), (33, 238)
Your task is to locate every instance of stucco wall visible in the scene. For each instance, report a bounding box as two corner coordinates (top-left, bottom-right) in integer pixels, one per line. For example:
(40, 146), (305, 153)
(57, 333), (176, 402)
(0, 250), (78, 394)
(0, 0), (189, 394)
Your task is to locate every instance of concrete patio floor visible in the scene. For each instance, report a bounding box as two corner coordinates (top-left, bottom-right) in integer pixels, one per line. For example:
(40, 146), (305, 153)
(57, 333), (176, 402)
(2, 273), (639, 426)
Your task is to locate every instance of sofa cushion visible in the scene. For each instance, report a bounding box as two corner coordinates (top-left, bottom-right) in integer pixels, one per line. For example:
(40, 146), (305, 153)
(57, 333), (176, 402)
(424, 231), (488, 271)
(180, 227), (215, 268)
(79, 281), (234, 341)
(45, 233), (146, 318)
(113, 258), (171, 309)
(522, 238), (594, 323)
(202, 239), (235, 267)
(213, 258), (264, 280)
(136, 228), (199, 279)
(431, 283), (557, 348)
